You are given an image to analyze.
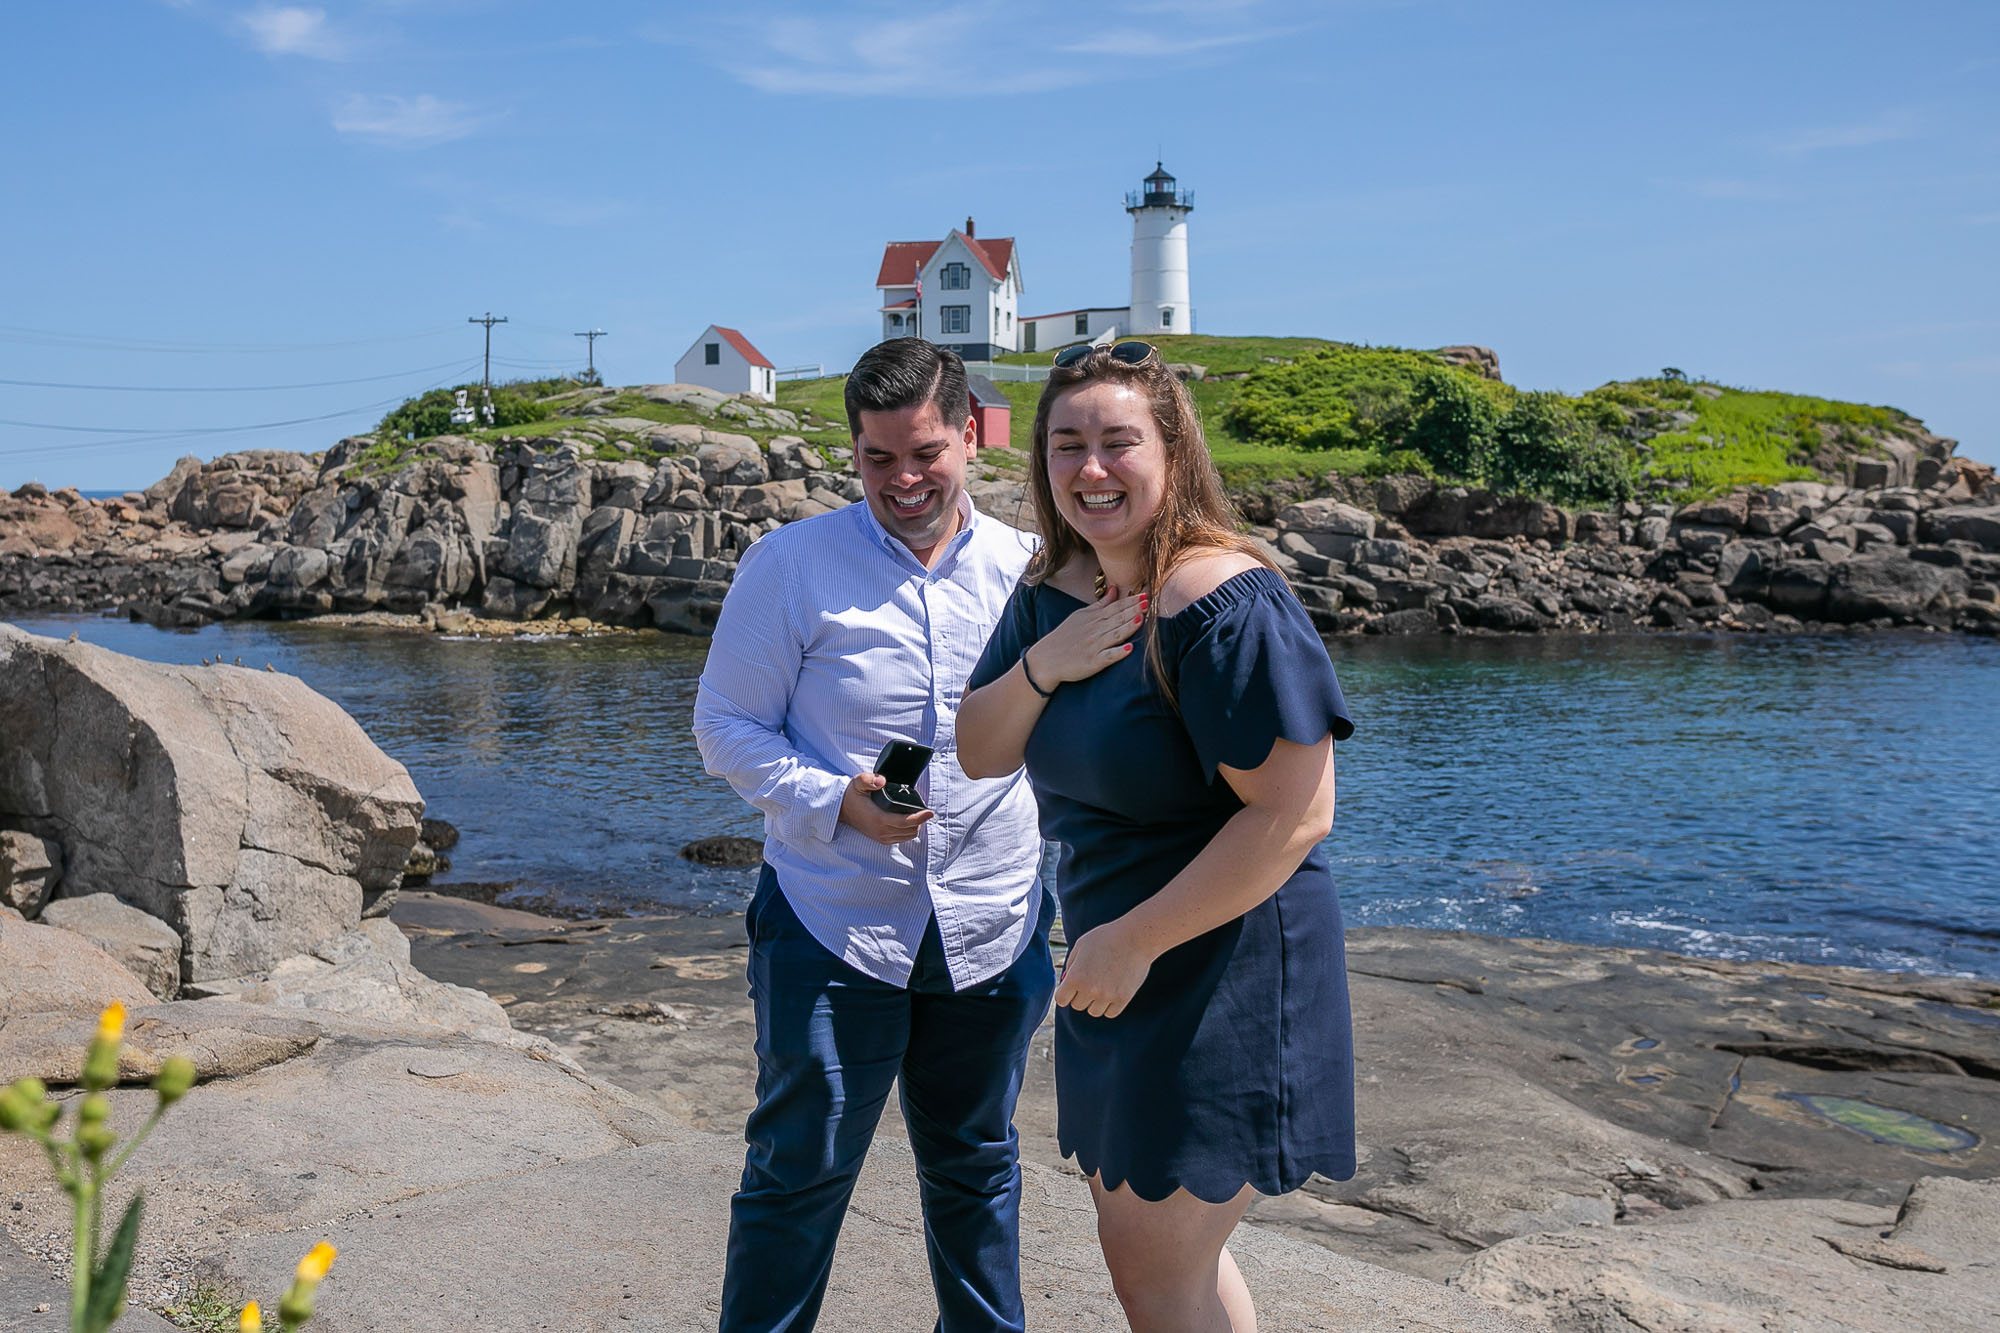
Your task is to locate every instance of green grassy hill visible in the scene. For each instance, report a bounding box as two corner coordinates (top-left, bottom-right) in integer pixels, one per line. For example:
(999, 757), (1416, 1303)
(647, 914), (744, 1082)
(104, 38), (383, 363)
(800, 335), (1931, 502)
(362, 336), (1939, 507)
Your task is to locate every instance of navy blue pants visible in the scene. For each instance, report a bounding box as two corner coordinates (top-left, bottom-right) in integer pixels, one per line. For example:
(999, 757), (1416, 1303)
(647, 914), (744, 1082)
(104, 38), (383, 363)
(719, 867), (1055, 1333)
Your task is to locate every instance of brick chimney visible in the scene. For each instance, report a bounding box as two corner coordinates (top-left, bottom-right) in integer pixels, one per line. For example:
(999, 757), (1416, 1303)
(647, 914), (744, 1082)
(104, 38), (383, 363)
(965, 216), (975, 237)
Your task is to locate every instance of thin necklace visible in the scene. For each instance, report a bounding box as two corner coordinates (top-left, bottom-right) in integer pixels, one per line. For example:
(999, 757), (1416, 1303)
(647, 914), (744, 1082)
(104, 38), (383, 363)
(1093, 569), (1150, 602)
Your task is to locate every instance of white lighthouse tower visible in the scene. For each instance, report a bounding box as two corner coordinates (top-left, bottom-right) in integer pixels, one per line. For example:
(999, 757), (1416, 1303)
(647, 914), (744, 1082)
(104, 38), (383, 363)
(1126, 162), (1193, 336)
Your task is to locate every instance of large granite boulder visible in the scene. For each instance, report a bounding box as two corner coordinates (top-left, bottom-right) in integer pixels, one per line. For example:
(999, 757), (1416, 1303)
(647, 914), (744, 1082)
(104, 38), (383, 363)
(0, 916), (154, 1020)
(0, 625), (423, 981)
(38, 893), (183, 1000)
(1923, 504), (2000, 550)
(1824, 551), (1955, 623)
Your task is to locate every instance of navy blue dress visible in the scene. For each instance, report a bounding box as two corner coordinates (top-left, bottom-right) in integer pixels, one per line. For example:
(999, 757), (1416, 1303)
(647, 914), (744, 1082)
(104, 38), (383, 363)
(968, 567), (1357, 1203)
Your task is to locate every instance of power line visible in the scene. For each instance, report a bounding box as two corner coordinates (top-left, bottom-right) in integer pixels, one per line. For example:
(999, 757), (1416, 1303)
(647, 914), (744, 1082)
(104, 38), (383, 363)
(0, 323), (466, 355)
(0, 362), (484, 459)
(0, 357), (485, 393)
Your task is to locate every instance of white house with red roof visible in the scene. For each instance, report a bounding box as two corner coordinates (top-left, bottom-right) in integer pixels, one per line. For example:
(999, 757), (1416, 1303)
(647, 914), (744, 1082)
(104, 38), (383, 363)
(876, 217), (1022, 361)
(674, 325), (776, 403)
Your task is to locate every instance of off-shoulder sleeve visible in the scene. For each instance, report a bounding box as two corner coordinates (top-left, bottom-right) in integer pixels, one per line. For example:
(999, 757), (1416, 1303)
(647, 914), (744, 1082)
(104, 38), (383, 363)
(1176, 585), (1354, 779)
(968, 581), (1040, 691)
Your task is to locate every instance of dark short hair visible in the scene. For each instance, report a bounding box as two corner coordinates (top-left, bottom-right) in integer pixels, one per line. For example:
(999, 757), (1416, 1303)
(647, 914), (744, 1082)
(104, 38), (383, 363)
(845, 338), (969, 438)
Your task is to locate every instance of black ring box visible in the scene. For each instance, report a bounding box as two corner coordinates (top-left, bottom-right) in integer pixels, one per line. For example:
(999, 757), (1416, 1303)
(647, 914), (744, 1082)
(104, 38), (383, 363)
(870, 740), (934, 814)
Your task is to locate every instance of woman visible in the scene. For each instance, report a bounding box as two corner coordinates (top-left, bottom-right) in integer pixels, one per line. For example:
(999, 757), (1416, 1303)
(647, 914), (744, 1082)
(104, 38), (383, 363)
(958, 341), (1355, 1333)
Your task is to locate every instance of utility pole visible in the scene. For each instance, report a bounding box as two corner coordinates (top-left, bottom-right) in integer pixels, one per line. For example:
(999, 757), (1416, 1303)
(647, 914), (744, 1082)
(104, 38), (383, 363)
(468, 312), (508, 391)
(574, 328), (607, 380)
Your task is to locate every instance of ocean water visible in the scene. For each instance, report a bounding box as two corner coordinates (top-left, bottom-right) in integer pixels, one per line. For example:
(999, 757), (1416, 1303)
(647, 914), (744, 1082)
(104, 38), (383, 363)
(9, 613), (1999, 979)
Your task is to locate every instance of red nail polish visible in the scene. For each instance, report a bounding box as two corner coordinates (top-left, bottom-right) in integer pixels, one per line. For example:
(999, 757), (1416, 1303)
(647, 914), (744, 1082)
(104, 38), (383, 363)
(1122, 644), (1133, 653)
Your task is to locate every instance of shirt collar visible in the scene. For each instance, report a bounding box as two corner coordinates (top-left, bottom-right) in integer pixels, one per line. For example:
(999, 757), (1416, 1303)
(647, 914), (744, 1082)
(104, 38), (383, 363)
(857, 489), (981, 568)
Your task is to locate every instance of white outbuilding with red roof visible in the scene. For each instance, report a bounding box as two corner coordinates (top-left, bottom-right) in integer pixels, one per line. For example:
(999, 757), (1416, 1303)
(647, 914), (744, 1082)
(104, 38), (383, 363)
(674, 325), (777, 403)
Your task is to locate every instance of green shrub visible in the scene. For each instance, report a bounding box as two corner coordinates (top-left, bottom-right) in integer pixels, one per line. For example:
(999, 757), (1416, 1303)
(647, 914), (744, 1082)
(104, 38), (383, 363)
(488, 392), (544, 429)
(1405, 369), (1502, 480)
(1223, 346), (1461, 452)
(378, 378), (581, 441)
(1488, 392), (1637, 505)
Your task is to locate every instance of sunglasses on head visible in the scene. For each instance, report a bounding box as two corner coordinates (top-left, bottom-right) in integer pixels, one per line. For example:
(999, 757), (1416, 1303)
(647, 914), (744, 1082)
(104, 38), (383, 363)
(1052, 340), (1158, 369)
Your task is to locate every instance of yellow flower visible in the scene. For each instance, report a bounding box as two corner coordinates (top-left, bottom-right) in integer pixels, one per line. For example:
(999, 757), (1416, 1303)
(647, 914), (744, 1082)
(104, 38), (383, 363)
(239, 1300), (263, 1332)
(295, 1241), (336, 1285)
(97, 1002), (128, 1044)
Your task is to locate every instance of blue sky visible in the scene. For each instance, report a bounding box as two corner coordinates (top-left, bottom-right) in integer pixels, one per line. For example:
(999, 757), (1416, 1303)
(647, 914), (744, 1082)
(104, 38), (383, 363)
(2, 0), (1995, 490)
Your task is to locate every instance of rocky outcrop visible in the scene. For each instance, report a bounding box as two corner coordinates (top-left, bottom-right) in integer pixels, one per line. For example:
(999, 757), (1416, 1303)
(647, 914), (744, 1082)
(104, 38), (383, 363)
(1248, 463), (2000, 637)
(3, 386), (1993, 639)
(0, 624), (423, 981)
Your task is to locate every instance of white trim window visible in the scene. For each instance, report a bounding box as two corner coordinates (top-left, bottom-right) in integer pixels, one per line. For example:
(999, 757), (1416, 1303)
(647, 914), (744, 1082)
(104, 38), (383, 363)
(941, 262), (971, 291)
(940, 305), (971, 335)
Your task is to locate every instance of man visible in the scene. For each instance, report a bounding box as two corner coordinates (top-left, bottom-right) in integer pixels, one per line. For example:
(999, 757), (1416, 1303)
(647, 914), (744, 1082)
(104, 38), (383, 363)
(693, 339), (1050, 1332)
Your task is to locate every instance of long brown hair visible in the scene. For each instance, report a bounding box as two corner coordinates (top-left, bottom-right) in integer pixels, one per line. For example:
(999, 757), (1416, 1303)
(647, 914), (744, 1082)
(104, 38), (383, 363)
(1025, 345), (1273, 701)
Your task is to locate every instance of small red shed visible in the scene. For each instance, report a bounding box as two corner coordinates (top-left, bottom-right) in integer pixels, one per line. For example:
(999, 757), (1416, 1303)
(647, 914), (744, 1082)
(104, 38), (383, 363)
(966, 372), (1011, 450)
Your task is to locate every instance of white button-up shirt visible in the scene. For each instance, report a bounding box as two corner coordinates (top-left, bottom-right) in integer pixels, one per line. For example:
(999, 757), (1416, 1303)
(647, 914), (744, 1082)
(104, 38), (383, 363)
(692, 495), (1042, 989)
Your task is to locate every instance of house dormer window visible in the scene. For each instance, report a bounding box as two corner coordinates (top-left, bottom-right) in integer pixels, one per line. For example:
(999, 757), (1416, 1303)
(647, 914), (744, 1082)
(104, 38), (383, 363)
(941, 262), (970, 290)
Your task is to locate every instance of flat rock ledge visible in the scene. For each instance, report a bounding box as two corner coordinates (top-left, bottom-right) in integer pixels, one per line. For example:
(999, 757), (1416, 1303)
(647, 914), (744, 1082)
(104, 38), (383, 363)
(403, 894), (2000, 1331)
(0, 1004), (1525, 1332)
(1452, 1176), (1999, 1332)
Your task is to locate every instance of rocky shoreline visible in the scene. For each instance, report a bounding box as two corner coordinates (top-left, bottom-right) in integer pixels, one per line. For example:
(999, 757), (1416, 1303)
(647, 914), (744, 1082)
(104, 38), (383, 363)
(4, 382), (1997, 638)
(3, 624), (1996, 1330)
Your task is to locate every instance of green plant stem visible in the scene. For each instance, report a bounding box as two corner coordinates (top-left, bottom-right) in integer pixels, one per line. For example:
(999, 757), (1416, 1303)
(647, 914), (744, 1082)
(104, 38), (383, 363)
(89, 1155), (105, 1288)
(71, 1171), (94, 1331)
(105, 1107), (165, 1178)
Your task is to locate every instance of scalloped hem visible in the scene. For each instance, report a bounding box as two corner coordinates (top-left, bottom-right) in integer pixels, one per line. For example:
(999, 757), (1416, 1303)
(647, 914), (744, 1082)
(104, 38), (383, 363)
(1061, 1142), (1358, 1205)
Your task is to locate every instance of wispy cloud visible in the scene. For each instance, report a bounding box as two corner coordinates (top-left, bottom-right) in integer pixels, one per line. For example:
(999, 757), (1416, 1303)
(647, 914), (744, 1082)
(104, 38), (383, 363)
(729, 8), (1077, 97)
(332, 93), (490, 146)
(1767, 113), (1918, 154)
(1057, 27), (1275, 58)
(240, 5), (348, 60)
(680, 1), (1296, 98)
